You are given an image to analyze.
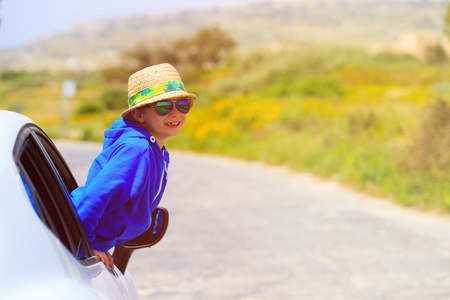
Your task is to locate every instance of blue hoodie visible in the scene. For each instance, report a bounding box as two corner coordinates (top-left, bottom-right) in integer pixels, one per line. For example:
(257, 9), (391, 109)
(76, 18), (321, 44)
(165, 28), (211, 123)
(71, 117), (170, 252)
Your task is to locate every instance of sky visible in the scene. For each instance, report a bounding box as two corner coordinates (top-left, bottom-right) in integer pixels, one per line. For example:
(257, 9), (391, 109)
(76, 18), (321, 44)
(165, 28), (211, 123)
(0, 0), (281, 49)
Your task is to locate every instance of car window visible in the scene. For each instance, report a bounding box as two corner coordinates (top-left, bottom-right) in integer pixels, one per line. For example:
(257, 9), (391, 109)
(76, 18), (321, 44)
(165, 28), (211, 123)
(14, 125), (94, 262)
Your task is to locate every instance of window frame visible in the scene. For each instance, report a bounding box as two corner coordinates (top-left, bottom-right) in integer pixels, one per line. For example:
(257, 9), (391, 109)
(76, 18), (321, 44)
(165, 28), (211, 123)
(13, 124), (97, 265)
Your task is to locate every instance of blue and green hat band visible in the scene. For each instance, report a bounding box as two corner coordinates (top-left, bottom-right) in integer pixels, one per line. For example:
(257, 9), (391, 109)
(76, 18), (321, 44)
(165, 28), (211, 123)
(128, 80), (186, 109)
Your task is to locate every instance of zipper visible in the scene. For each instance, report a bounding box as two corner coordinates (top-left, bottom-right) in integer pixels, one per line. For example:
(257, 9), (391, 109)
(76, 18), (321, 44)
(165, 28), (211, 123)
(152, 150), (168, 203)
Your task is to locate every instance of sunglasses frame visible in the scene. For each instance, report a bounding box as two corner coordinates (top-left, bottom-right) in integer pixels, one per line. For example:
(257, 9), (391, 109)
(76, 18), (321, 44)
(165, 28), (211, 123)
(145, 99), (191, 116)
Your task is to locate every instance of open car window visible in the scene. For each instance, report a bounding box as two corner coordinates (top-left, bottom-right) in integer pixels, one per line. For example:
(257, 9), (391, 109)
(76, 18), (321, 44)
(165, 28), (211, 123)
(13, 124), (95, 263)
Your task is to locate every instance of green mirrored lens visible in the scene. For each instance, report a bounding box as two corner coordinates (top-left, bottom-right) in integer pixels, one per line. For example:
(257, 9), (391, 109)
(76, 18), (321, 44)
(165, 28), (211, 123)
(176, 100), (190, 114)
(156, 101), (173, 115)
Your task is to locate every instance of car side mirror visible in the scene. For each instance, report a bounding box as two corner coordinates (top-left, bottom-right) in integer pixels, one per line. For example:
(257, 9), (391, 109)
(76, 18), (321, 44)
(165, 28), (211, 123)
(113, 207), (169, 274)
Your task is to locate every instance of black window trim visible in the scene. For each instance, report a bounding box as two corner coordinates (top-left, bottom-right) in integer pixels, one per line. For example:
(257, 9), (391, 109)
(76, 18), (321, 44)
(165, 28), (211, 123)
(13, 124), (97, 265)
(17, 138), (61, 238)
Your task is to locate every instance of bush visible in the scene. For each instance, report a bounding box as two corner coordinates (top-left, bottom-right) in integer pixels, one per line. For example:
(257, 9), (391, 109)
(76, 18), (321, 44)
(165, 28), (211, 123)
(264, 75), (345, 98)
(296, 76), (345, 97)
(424, 44), (447, 64)
(0, 70), (47, 87)
(101, 89), (128, 111)
(0, 70), (23, 81)
(101, 66), (129, 84)
(405, 99), (450, 171)
(76, 101), (104, 115)
(82, 127), (94, 141)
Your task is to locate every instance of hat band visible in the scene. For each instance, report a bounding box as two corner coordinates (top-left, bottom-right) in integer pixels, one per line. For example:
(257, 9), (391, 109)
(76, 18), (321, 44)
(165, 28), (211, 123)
(128, 80), (186, 109)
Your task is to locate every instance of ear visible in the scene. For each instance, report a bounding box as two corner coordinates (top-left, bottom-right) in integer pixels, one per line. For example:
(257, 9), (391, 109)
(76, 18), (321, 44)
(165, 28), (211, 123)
(130, 108), (144, 123)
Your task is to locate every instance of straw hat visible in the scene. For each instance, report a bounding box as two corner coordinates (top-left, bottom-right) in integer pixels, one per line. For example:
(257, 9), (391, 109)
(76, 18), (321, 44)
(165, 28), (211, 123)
(122, 63), (197, 118)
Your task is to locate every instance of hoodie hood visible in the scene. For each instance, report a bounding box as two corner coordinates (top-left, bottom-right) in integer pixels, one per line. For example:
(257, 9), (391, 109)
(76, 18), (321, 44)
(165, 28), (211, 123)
(103, 118), (153, 149)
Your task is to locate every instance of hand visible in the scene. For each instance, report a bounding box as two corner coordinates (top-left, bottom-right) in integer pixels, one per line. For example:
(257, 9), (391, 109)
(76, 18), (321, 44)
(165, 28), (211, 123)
(93, 249), (114, 269)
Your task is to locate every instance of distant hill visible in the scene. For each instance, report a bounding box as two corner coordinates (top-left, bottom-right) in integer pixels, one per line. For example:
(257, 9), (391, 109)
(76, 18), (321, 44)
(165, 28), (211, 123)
(0, 0), (447, 70)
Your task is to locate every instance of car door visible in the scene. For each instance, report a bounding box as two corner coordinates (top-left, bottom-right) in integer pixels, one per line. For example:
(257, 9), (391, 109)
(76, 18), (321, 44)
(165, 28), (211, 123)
(13, 123), (137, 300)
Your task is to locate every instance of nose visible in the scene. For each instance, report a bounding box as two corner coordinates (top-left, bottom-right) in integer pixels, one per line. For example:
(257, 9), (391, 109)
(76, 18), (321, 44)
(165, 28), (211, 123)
(167, 102), (183, 116)
(168, 107), (182, 116)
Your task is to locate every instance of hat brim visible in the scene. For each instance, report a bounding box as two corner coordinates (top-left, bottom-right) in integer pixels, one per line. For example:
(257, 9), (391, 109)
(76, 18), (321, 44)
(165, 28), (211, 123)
(122, 90), (197, 118)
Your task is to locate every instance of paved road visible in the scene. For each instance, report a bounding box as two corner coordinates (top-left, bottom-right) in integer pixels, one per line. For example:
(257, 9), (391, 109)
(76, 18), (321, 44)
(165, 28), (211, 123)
(57, 141), (450, 300)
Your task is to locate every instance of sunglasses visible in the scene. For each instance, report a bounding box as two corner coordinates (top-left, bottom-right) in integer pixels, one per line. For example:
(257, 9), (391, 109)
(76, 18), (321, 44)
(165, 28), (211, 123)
(146, 99), (191, 116)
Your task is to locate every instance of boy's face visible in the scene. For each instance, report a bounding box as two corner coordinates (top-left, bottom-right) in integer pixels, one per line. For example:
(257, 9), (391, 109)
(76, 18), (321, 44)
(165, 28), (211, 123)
(132, 99), (187, 147)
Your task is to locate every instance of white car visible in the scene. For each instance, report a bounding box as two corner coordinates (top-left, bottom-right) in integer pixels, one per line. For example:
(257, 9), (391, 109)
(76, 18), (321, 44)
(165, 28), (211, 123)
(0, 110), (168, 300)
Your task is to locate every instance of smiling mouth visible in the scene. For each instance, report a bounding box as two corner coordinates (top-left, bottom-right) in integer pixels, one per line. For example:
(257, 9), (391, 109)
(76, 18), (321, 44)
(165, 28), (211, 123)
(166, 121), (181, 128)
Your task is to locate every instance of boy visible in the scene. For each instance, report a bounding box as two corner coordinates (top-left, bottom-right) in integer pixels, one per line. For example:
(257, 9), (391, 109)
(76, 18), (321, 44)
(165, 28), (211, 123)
(71, 63), (196, 268)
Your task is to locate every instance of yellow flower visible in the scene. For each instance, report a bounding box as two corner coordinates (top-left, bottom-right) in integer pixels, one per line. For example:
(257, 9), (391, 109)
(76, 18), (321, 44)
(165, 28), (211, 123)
(183, 96), (282, 141)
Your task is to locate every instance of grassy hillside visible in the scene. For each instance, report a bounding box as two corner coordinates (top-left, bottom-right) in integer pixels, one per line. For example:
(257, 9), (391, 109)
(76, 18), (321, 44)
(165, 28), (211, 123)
(1, 46), (449, 212)
(170, 47), (450, 211)
(0, 0), (447, 70)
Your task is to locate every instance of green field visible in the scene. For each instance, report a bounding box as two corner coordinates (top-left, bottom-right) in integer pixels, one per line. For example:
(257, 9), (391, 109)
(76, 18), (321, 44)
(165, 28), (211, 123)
(1, 47), (449, 212)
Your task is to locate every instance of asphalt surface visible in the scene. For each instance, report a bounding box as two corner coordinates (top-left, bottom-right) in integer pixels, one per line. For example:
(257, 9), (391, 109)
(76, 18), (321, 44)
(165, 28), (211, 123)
(57, 140), (450, 300)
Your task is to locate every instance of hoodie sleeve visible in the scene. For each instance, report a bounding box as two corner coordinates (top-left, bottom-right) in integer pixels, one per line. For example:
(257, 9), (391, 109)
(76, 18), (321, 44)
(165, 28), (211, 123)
(75, 143), (149, 242)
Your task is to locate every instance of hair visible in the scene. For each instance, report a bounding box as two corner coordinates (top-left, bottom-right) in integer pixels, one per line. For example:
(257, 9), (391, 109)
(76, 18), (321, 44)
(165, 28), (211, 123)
(124, 106), (145, 122)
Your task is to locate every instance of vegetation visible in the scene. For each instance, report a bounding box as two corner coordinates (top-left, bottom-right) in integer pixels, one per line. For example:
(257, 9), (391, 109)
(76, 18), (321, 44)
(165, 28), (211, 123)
(0, 34), (449, 213)
(444, 2), (450, 40)
(169, 47), (450, 212)
(2, 0), (446, 71)
(102, 27), (235, 85)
